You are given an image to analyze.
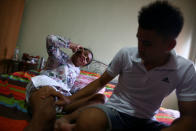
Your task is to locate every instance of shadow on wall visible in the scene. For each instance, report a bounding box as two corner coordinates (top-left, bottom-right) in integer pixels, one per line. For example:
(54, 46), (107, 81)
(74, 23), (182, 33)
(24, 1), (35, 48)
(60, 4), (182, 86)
(162, 90), (178, 110)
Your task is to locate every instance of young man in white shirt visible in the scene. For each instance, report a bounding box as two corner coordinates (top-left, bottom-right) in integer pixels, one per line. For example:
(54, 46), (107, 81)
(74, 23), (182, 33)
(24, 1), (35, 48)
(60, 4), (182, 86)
(54, 1), (196, 131)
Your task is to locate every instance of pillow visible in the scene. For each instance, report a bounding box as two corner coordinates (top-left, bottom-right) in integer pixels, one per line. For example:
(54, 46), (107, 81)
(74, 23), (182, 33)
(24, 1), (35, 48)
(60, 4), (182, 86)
(81, 60), (119, 84)
(81, 60), (108, 75)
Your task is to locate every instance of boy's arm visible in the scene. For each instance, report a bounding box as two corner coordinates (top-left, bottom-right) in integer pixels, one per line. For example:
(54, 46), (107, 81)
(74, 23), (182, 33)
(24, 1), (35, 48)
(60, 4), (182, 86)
(69, 71), (114, 102)
(39, 86), (70, 106)
(162, 101), (196, 131)
(40, 71), (114, 106)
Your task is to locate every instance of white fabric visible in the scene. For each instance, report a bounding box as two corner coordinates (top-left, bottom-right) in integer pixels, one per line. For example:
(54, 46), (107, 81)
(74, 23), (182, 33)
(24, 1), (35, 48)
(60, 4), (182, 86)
(31, 75), (70, 91)
(105, 47), (196, 119)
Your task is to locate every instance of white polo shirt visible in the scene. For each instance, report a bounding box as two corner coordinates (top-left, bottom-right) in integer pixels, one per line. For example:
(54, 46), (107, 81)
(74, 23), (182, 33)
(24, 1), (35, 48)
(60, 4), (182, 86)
(106, 47), (196, 119)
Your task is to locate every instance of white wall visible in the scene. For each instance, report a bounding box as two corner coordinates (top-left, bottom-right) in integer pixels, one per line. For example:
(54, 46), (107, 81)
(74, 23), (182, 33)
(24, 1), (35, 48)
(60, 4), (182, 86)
(189, 14), (196, 62)
(17, 0), (196, 110)
(161, 0), (196, 110)
(172, 0), (196, 59)
(17, 0), (154, 63)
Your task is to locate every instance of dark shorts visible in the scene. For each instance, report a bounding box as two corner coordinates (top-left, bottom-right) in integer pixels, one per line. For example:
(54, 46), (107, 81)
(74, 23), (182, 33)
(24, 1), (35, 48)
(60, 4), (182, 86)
(88, 104), (169, 131)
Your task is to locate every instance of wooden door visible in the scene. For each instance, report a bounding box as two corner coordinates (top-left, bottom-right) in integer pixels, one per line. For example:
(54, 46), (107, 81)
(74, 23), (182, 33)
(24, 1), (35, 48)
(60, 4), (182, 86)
(0, 0), (25, 73)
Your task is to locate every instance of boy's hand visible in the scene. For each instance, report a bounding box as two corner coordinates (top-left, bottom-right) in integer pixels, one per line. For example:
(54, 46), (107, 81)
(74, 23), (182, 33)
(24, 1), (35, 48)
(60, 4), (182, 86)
(40, 86), (70, 106)
(52, 92), (70, 106)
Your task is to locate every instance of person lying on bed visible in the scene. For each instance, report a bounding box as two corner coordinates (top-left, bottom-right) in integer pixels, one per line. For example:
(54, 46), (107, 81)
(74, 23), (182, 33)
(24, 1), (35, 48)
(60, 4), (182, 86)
(53, 1), (196, 131)
(24, 35), (105, 131)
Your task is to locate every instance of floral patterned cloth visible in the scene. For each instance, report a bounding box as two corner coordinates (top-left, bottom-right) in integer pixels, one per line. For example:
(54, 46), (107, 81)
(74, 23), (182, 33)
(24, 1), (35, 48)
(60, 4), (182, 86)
(41, 63), (80, 92)
(26, 35), (80, 101)
(43, 35), (80, 89)
(45, 35), (71, 70)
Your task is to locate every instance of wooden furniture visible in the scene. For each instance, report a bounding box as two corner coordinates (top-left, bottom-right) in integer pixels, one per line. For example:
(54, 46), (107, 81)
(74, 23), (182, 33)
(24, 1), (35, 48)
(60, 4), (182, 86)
(0, 59), (39, 74)
(0, 0), (25, 73)
(0, 59), (20, 74)
(18, 61), (39, 72)
(19, 53), (40, 71)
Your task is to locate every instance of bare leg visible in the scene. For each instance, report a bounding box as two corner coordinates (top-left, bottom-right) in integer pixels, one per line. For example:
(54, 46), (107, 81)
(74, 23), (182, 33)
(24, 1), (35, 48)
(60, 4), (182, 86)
(24, 87), (57, 131)
(25, 86), (106, 130)
(55, 107), (109, 131)
(64, 93), (106, 113)
(74, 107), (109, 131)
(55, 94), (106, 131)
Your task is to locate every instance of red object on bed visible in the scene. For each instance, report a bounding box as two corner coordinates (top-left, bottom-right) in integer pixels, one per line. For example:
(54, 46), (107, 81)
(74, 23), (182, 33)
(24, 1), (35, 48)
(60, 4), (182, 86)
(0, 116), (29, 131)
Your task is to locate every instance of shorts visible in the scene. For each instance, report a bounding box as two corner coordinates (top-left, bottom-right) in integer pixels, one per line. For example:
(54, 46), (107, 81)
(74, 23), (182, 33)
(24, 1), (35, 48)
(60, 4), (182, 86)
(26, 81), (71, 113)
(88, 104), (169, 131)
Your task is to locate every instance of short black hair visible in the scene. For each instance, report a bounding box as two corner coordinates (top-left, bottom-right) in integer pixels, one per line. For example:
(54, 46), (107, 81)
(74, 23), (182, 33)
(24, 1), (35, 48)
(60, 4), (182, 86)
(138, 1), (184, 39)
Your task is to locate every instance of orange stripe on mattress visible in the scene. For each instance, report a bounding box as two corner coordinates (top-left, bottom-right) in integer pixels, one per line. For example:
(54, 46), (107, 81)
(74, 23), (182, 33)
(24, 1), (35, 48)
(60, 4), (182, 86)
(0, 116), (29, 131)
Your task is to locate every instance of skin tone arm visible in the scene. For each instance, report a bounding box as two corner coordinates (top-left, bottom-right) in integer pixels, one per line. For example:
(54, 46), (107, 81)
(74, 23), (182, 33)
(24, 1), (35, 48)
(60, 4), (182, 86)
(68, 71), (114, 102)
(40, 86), (70, 106)
(41, 71), (114, 107)
(162, 101), (196, 131)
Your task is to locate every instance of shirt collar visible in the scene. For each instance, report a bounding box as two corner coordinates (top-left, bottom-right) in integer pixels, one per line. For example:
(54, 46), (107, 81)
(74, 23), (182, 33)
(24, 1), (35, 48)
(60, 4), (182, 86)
(131, 48), (143, 63)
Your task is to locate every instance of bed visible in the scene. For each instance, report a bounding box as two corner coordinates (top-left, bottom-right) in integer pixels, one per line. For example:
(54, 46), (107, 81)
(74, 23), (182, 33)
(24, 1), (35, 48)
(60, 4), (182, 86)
(0, 60), (180, 130)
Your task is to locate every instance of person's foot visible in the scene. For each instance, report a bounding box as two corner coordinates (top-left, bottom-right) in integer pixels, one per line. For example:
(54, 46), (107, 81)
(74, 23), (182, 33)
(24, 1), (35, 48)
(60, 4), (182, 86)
(54, 117), (75, 131)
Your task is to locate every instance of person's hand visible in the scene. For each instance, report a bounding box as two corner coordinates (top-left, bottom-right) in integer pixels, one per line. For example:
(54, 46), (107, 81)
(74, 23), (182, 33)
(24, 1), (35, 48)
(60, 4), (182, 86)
(69, 42), (83, 53)
(49, 91), (70, 106)
(40, 86), (70, 106)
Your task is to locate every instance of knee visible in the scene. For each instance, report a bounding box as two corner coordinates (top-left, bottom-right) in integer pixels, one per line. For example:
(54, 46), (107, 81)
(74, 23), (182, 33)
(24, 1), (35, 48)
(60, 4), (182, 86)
(75, 107), (108, 130)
